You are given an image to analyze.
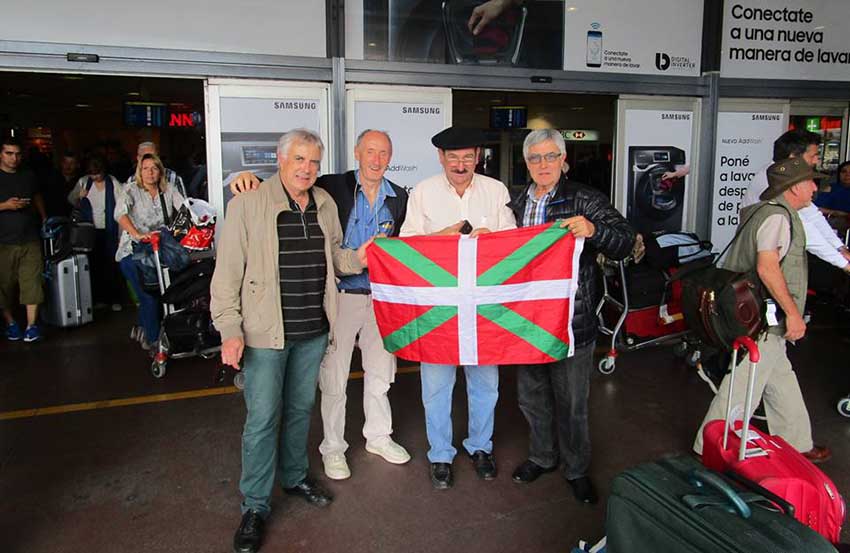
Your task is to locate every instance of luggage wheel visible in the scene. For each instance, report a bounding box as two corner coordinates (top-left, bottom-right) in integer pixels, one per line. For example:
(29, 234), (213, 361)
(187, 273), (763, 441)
(598, 356), (616, 375)
(838, 397), (850, 418)
(150, 360), (167, 378)
(151, 351), (167, 379)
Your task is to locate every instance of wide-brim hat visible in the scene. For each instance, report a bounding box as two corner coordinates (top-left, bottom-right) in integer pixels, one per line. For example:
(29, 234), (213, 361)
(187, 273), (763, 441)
(760, 157), (829, 201)
(431, 127), (487, 150)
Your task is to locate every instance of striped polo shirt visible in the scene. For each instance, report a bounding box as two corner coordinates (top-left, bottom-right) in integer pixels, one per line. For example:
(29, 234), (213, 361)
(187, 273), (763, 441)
(277, 189), (328, 341)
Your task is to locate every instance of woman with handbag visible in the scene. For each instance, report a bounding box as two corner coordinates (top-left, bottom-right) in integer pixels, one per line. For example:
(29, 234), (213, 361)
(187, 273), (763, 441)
(114, 153), (184, 350)
(68, 156), (124, 311)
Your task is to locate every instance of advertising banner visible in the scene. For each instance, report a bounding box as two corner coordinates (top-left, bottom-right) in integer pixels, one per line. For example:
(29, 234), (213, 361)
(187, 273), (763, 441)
(205, 81), (330, 216)
(564, 0), (702, 76)
(219, 97), (324, 206)
(710, 111), (786, 251)
(621, 109), (694, 234)
(721, 1), (850, 80)
(347, 87), (452, 192)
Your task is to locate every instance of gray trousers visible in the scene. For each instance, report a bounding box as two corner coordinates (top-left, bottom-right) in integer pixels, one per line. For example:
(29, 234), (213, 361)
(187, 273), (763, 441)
(516, 342), (594, 480)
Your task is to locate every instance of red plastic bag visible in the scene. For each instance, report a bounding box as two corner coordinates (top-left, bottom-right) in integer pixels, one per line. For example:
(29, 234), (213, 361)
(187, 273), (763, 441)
(180, 225), (215, 251)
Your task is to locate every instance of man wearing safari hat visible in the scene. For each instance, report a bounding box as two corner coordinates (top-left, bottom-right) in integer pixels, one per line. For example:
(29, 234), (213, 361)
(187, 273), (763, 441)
(400, 126), (516, 489)
(692, 157), (832, 463)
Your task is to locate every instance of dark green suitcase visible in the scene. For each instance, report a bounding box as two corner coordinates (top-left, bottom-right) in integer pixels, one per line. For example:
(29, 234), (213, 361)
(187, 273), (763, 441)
(606, 455), (838, 553)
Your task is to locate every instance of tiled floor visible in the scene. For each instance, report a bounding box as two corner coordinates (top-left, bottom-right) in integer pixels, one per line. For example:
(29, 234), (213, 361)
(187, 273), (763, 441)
(1, 306), (848, 552)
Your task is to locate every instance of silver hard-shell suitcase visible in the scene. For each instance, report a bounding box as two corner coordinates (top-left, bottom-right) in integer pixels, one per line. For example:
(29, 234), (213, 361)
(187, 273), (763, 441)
(46, 254), (93, 327)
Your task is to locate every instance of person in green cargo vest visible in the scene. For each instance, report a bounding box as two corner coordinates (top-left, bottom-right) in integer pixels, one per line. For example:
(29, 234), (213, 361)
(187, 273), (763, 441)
(692, 157), (832, 464)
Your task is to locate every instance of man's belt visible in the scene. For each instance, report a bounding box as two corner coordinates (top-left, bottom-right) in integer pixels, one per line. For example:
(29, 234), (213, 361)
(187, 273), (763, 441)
(339, 288), (371, 295)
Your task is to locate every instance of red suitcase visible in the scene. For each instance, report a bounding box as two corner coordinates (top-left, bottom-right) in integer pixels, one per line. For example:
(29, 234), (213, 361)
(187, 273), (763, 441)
(702, 337), (846, 544)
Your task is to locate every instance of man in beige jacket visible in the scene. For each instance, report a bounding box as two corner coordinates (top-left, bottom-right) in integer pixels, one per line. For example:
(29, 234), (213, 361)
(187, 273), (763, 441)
(211, 128), (370, 553)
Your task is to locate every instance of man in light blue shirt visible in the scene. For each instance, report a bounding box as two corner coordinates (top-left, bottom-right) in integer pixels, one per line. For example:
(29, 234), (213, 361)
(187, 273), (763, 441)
(315, 131), (411, 480)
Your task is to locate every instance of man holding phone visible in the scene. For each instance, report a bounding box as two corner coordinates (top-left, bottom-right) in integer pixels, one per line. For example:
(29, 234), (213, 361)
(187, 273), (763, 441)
(400, 126), (516, 489)
(0, 136), (46, 342)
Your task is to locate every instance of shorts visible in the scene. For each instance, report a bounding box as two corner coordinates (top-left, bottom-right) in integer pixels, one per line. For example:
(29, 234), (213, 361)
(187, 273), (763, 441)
(0, 241), (45, 308)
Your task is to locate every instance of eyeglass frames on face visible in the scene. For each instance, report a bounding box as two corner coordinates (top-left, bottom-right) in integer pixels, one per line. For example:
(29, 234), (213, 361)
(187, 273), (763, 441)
(445, 155), (477, 166)
(525, 152), (562, 165)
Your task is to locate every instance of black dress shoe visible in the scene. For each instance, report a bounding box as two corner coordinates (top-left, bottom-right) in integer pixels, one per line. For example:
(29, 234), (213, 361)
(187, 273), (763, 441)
(512, 460), (557, 484)
(233, 510), (265, 553)
(567, 476), (598, 504)
(283, 477), (333, 507)
(469, 450), (497, 480)
(430, 462), (453, 490)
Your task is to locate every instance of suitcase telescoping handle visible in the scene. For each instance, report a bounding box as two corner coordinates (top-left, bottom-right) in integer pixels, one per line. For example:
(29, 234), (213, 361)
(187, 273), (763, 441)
(722, 336), (761, 461)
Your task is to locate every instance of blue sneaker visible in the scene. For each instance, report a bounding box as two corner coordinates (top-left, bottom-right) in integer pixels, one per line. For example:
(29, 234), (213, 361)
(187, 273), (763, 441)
(23, 324), (42, 343)
(5, 321), (23, 341)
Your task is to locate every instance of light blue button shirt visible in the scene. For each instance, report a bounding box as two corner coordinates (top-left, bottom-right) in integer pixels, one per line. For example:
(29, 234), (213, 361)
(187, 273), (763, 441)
(338, 171), (397, 291)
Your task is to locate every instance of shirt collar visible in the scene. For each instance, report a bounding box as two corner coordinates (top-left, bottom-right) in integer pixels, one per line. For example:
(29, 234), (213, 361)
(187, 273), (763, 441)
(280, 181), (315, 211)
(355, 170), (396, 200)
(526, 182), (559, 201)
(441, 172), (477, 196)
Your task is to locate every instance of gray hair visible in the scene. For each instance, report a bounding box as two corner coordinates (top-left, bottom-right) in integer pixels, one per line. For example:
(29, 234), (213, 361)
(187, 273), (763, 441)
(277, 128), (325, 160)
(137, 141), (157, 156)
(522, 129), (566, 159)
(355, 129), (393, 152)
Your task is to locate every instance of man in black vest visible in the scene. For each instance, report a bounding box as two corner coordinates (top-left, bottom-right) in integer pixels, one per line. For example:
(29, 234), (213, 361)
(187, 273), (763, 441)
(230, 130), (411, 479)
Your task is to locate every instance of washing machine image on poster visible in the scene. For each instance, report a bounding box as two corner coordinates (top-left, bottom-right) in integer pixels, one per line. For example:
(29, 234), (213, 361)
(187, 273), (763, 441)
(620, 109), (694, 235)
(628, 146), (687, 233)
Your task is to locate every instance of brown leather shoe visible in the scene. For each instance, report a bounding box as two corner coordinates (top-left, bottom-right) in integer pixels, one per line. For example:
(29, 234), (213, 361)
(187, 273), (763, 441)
(802, 445), (832, 464)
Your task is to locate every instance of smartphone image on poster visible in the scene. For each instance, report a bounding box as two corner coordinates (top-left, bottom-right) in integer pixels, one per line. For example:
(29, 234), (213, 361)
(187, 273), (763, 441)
(586, 30), (602, 68)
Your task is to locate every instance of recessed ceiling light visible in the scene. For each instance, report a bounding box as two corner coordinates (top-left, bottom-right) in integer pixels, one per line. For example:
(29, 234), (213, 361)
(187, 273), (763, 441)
(567, 6), (576, 11)
(367, 42), (377, 47)
(126, 91), (141, 97)
(75, 103), (91, 108)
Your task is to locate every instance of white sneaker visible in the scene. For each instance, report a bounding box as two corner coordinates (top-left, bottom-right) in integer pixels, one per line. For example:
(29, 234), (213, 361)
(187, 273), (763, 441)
(365, 439), (411, 465)
(323, 453), (351, 480)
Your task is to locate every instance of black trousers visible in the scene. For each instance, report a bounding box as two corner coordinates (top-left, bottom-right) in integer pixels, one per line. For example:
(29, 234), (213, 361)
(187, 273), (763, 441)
(516, 341), (594, 480)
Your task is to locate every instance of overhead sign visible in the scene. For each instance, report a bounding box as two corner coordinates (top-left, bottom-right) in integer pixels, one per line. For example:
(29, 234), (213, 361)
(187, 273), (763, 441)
(721, 1), (850, 80)
(710, 111), (785, 252)
(561, 129), (600, 142)
(564, 0), (702, 76)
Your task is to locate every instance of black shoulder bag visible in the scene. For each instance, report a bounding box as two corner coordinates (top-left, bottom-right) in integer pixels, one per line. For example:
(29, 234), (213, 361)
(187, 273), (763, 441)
(677, 203), (793, 351)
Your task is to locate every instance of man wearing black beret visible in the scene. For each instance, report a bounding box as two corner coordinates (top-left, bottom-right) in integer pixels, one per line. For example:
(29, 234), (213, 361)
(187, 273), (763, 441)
(400, 126), (516, 489)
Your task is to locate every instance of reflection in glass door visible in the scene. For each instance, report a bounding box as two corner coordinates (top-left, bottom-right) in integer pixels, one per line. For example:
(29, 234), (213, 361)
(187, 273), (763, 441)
(789, 115), (844, 175)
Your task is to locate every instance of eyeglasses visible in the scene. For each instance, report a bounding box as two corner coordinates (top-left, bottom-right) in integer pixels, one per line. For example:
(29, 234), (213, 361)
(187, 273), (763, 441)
(445, 155), (477, 166)
(526, 152), (562, 165)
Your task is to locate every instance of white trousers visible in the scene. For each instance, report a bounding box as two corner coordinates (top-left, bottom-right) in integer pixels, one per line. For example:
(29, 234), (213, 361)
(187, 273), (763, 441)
(319, 292), (397, 456)
(693, 332), (814, 454)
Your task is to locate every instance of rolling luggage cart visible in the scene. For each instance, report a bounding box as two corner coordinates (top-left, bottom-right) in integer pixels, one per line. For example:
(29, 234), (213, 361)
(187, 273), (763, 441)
(594, 256), (691, 374)
(145, 232), (221, 378)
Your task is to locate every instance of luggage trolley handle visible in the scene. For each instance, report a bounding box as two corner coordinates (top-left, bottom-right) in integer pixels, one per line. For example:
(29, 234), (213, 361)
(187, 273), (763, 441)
(722, 336), (761, 461)
(141, 232), (168, 296)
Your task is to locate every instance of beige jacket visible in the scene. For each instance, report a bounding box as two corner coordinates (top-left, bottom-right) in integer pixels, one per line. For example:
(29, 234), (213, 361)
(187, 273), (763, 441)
(210, 173), (364, 349)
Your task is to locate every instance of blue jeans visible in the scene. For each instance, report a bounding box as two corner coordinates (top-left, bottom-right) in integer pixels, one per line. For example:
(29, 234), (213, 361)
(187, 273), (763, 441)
(119, 256), (160, 343)
(240, 333), (328, 516)
(420, 363), (499, 463)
